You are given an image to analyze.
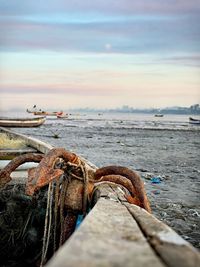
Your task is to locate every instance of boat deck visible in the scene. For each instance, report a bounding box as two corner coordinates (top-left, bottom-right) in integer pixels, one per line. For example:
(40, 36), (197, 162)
(46, 185), (200, 267)
(0, 127), (52, 155)
(0, 126), (53, 183)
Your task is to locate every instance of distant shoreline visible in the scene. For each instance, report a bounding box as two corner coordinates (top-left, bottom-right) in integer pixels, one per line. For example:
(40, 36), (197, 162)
(1, 109), (200, 116)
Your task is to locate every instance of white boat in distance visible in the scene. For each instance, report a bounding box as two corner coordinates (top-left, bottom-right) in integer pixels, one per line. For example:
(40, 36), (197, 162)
(0, 116), (46, 127)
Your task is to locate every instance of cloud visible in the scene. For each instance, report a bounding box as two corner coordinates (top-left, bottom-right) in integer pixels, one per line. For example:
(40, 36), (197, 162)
(160, 54), (200, 67)
(0, 0), (199, 56)
(0, 1), (200, 16)
(0, 12), (199, 55)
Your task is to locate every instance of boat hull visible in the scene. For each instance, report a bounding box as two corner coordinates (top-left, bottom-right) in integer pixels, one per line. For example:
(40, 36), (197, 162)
(57, 114), (68, 119)
(27, 108), (64, 116)
(154, 114), (163, 117)
(0, 117), (46, 127)
(189, 117), (200, 125)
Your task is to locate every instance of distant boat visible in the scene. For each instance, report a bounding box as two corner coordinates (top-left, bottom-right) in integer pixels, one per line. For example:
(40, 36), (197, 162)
(189, 117), (200, 125)
(0, 116), (46, 127)
(33, 111), (58, 116)
(26, 106), (63, 116)
(154, 114), (164, 117)
(26, 109), (60, 116)
(56, 112), (68, 119)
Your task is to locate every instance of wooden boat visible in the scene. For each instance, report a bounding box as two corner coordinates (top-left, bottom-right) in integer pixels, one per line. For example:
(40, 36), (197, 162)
(56, 112), (68, 119)
(34, 111), (58, 116)
(189, 117), (200, 125)
(27, 108), (47, 115)
(27, 109), (58, 116)
(154, 114), (164, 117)
(0, 116), (46, 127)
(0, 127), (199, 267)
(27, 108), (64, 116)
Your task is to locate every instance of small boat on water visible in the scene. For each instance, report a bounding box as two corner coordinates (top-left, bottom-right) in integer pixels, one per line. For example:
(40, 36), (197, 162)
(56, 111), (68, 119)
(34, 111), (58, 116)
(27, 106), (65, 117)
(0, 127), (199, 267)
(27, 109), (59, 116)
(189, 117), (200, 125)
(154, 114), (164, 117)
(0, 116), (46, 127)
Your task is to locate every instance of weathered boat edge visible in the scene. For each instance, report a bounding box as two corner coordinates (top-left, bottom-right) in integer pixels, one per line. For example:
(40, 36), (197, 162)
(124, 203), (200, 267)
(45, 185), (200, 267)
(0, 126), (53, 154)
(0, 126), (97, 172)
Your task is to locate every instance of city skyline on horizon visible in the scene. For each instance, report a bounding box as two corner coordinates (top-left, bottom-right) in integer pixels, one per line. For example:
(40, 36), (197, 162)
(2, 103), (199, 113)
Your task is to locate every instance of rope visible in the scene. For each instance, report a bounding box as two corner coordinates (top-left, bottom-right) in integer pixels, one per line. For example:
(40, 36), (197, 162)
(40, 182), (53, 267)
(53, 179), (60, 253)
(80, 162), (89, 217)
(44, 182), (53, 259)
(59, 177), (68, 246)
(38, 155), (92, 264)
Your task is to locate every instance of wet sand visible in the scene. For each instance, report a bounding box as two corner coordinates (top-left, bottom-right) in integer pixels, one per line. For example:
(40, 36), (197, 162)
(16, 123), (200, 249)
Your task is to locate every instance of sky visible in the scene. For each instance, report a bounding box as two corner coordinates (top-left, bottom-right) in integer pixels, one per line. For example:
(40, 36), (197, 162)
(0, 0), (200, 111)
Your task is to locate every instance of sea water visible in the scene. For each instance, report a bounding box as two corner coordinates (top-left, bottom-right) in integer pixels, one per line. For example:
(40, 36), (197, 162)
(1, 111), (199, 131)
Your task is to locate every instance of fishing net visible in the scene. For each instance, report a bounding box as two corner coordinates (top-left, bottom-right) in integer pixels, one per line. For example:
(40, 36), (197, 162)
(0, 184), (52, 267)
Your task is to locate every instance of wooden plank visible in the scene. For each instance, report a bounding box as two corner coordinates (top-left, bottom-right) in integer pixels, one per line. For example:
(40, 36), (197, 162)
(46, 197), (165, 267)
(96, 184), (118, 198)
(0, 147), (39, 159)
(124, 203), (200, 267)
(109, 184), (128, 202)
(0, 148), (38, 154)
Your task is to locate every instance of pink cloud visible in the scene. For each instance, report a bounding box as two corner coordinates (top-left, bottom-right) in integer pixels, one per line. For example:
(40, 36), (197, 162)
(0, 83), (118, 97)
